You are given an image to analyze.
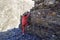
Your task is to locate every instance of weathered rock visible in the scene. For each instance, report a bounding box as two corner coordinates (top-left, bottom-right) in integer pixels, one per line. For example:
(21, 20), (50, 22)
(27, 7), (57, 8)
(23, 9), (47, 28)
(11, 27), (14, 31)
(0, 0), (34, 32)
(24, 0), (60, 40)
(0, 28), (41, 40)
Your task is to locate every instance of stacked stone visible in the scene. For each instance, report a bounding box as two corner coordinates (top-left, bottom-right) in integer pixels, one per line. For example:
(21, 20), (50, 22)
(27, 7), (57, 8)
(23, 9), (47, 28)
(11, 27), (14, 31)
(25, 0), (60, 40)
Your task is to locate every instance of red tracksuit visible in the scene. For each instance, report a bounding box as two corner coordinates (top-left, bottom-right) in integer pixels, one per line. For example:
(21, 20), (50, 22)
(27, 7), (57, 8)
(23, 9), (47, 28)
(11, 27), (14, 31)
(22, 13), (30, 33)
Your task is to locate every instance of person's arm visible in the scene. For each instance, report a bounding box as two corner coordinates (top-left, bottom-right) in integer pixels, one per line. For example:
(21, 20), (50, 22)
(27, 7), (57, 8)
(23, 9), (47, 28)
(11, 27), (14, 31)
(26, 13), (30, 17)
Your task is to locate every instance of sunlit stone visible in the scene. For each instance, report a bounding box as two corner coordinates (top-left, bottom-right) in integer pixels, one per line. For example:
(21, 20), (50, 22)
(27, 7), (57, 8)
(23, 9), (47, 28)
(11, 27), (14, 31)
(0, 0), (34, 32)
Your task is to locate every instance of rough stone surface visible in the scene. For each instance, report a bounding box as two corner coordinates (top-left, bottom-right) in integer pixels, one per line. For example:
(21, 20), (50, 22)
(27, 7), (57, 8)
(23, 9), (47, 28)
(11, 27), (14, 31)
(24, 0), (60, 40)
(0, 0), (34, 32)
(0, 28), (41, 40)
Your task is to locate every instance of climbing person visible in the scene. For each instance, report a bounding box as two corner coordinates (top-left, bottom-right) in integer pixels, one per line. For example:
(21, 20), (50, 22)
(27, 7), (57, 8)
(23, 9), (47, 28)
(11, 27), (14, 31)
(21, 12), (30, 34)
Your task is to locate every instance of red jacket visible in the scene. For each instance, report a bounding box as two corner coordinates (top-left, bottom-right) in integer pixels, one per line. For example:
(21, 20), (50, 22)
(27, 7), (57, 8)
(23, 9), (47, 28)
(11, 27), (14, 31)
(22, 13), (30, 33)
